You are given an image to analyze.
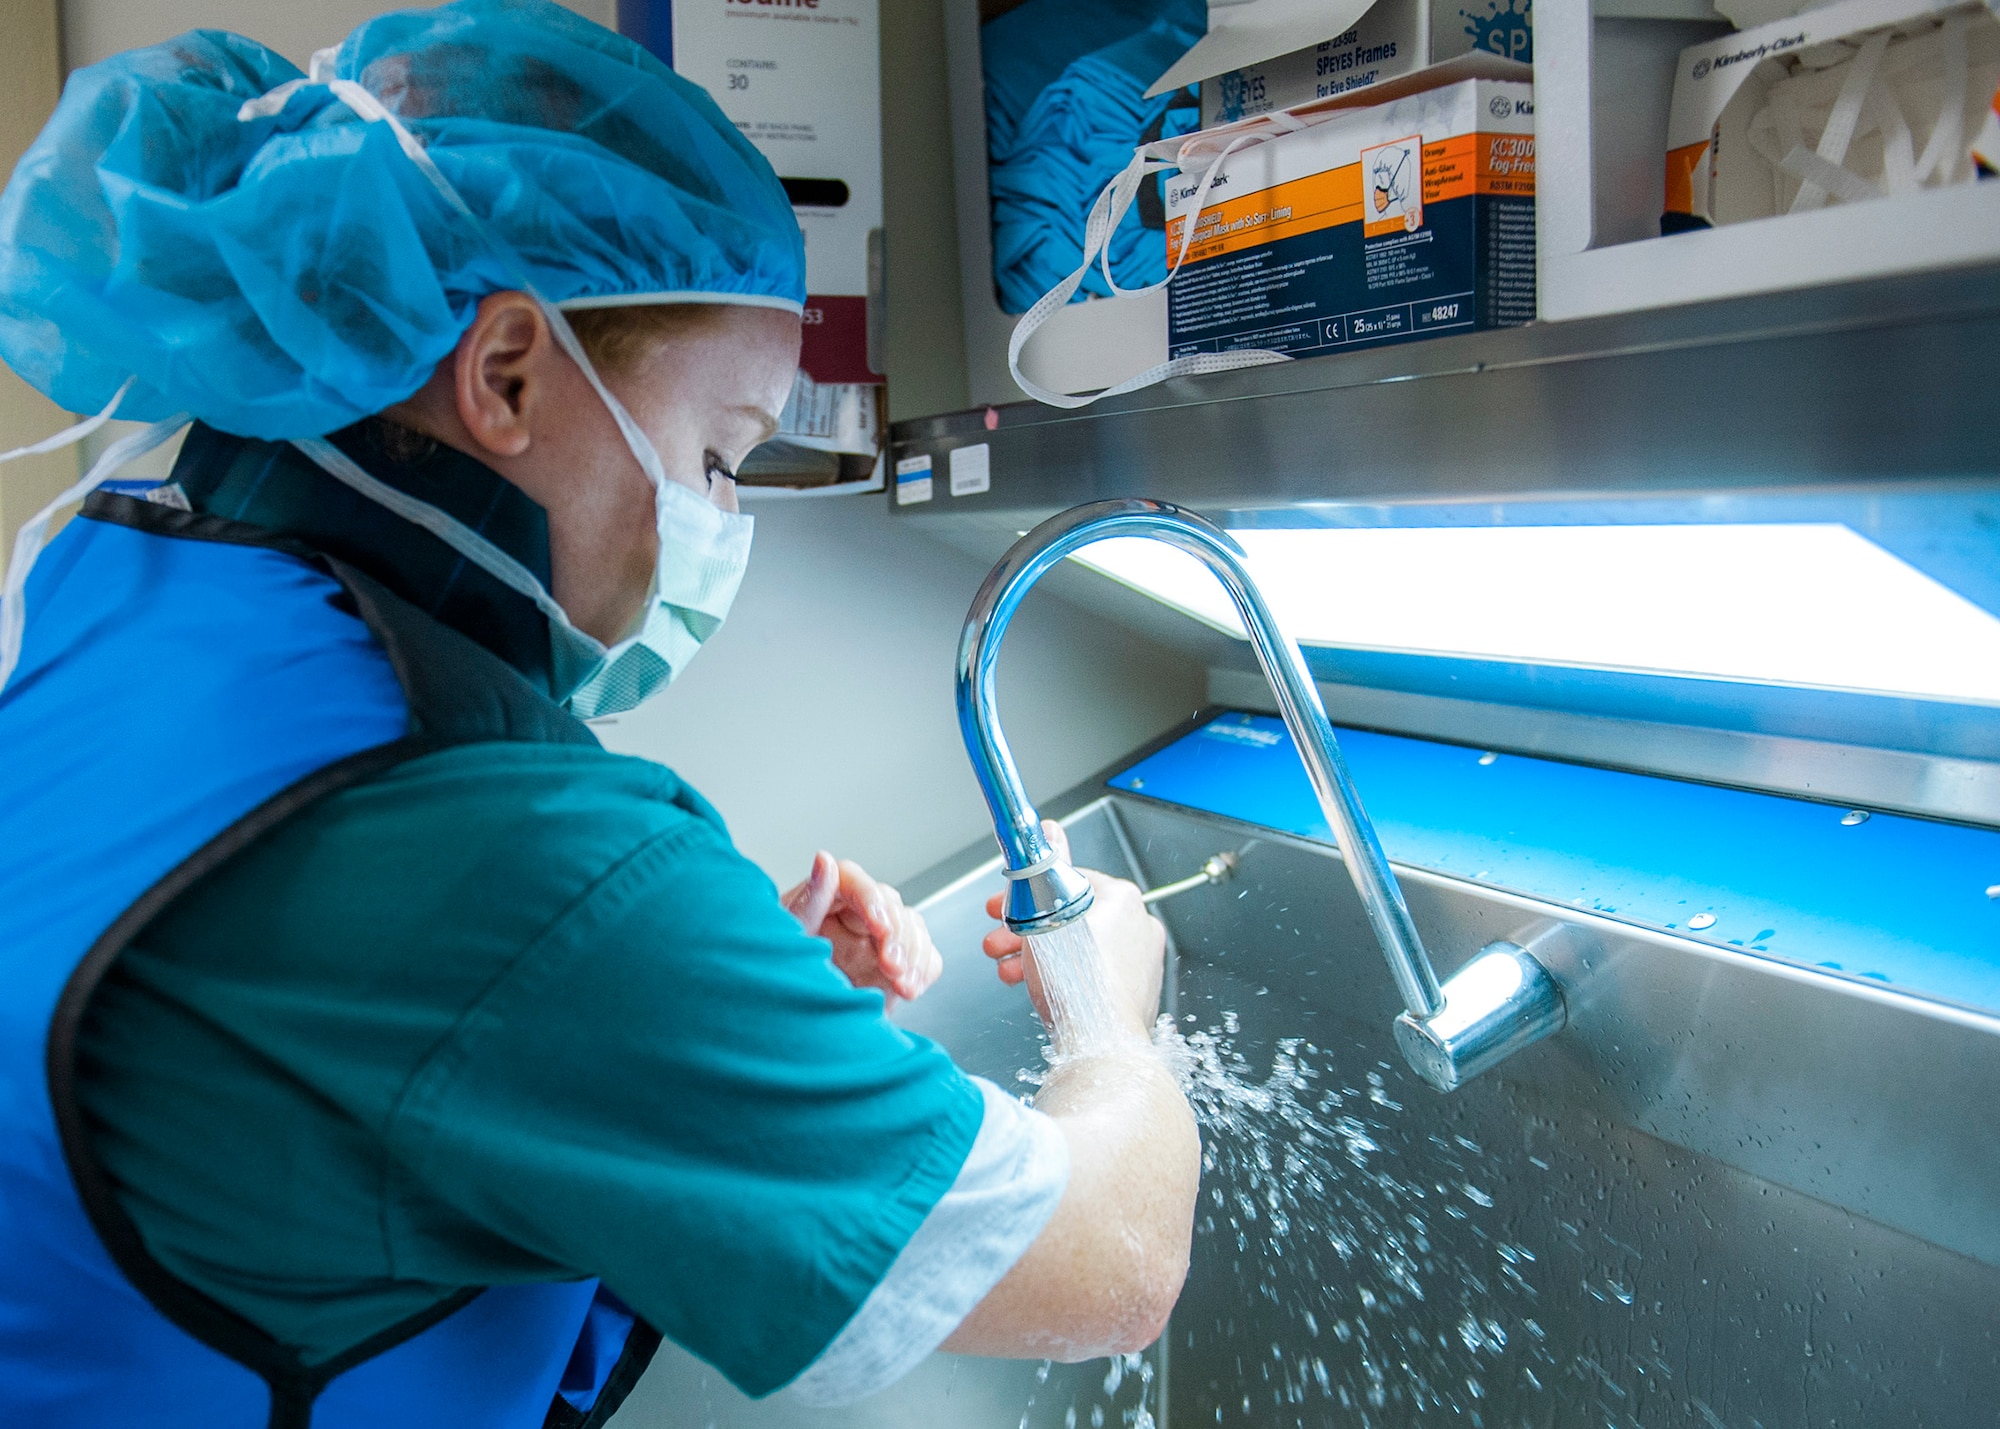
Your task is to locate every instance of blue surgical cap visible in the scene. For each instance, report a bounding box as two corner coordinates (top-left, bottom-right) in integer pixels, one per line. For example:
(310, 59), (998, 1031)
(0, 0), (806, 439)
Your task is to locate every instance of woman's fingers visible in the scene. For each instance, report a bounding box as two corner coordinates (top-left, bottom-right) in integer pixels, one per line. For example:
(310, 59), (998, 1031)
(783, 850), (839, 935)
(884, 896), (943, 1001)
(1041, 817), (1071, 864)
(981, 925), (1026, 987)
(810, 859), (943, 1004)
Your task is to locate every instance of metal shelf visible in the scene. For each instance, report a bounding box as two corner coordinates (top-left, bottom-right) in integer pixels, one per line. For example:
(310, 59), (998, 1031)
(887, 262), (2000, 523)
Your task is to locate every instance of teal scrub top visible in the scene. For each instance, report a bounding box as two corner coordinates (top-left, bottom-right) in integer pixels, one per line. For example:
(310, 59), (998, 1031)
(72, 424), (985, 1395)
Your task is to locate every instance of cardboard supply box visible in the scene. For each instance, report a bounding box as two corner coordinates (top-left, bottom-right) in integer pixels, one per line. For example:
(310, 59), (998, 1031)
(1664, 0), (2000, 231)
(622, 0), (883, 396)
(1201, 0), (1533, 126)
(1165, 77), (1535, 364)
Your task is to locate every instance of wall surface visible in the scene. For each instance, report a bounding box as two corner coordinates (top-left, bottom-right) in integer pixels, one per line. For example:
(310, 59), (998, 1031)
(0, 0), (77, 574)
(592, 491), (1203, 888)
(878, 0), (970, 420)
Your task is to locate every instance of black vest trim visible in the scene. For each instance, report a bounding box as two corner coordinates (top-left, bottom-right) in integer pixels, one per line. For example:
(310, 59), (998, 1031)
(47, 738), (457, 1429)
(81, 493), (597, 749)
(46, 497), (631, 1429)
(540, 1320), (666, 1429)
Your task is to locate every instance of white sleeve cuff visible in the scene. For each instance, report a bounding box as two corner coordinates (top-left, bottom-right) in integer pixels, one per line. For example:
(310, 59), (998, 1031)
(783, 1076), (1068, 1407)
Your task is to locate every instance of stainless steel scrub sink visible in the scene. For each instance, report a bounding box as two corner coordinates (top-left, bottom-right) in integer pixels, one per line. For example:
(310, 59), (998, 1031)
(612, 793), (2000, 1428)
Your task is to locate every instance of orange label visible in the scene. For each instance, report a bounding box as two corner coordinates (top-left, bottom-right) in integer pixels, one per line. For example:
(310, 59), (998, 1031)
(1427, 132), (1538, 203)
(1167, 128), (1536, 260)
(1475, 132), (1536, 197)
(1166, 163), (1363, 263)
(1663, 140), (1708, 216)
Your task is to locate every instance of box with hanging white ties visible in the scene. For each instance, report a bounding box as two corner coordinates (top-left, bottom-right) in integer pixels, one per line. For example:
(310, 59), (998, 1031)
(1162, 60), (1536, 364)
(1663, 0), (2000, 232)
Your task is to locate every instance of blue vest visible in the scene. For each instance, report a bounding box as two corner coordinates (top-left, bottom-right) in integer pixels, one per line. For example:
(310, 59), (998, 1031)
(0, 498), (657, 1429)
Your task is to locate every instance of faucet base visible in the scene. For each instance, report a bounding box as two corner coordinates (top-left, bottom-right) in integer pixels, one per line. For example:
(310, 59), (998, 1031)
(1394, 941), (1568, 1092)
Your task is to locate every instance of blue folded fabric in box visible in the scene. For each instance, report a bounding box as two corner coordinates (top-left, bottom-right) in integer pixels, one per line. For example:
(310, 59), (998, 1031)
(982, 0), (1203, 315)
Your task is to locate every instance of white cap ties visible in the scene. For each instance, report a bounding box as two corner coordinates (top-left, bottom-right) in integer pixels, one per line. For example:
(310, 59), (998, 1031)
(1, 383), (190, 696)
(240, 56), (678, 503)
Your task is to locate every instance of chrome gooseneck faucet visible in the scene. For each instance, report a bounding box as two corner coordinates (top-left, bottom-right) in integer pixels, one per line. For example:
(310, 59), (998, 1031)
(955, 498), (1568, 1092)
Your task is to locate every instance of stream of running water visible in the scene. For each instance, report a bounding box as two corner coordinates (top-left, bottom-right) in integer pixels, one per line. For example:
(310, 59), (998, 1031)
(1022, 919), (1126, 1060)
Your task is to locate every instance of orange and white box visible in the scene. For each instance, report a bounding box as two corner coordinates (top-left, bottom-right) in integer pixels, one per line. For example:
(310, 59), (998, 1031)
(1663, 0), (2000, 232)
(1162, 76), (1535, 361)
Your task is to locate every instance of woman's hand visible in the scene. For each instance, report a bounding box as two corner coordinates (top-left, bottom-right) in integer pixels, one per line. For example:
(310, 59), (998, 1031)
(783, 852), (942, 1010)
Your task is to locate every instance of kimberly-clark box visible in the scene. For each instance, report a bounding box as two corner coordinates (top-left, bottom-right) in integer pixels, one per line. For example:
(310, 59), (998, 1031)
(1201, 0), (1535, 126)
(1663, 0), (2000, 232)
(1166, 78), (1535, 363)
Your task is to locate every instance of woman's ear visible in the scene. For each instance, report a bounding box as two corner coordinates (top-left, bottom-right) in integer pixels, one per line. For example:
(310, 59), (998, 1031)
(451, 292), (548, 459)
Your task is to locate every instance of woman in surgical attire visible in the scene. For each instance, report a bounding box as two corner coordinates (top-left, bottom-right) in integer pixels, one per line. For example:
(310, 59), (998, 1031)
(0, 4), (1199, 1426)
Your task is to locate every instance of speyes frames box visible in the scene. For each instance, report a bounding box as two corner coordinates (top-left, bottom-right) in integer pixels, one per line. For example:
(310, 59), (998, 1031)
(1198, 0), (1537, 128)
(1163, 77), (1536, 364)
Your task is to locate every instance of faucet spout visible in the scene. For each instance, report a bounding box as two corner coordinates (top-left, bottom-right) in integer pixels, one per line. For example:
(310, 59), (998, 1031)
(955, 499), (1568, 1090)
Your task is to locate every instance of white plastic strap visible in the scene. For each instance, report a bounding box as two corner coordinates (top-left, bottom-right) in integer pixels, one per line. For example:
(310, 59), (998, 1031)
(1, 401), (190, 695)
(1914, 13), (1971, 185)
(1745, 89), (1799, 211)
(0, 378), (133, 464)
(1791, 30), (1891, 212)
(1776, 142), (1884, 203)
(291, 436), (594, 647)
(1007, 134), (1290, 410)
(1869, 76), (1916, 196)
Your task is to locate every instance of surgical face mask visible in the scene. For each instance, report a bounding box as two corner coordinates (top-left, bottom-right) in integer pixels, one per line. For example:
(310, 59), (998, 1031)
(0, 48), (753, 712)
(558, 475), (753, 718)
(490, 313), (754, 717)
(297, 290), (754, 717)
(283, 54), (755, 717)
(297, 426), (753, 718)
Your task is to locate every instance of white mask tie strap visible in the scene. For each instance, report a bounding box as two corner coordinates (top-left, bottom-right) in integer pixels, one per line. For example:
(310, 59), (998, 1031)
(2, 387), (189, 696)
(0, 377), (133, 464)
(291, 436), (593, 645)
(1008, 134), (1289, 410)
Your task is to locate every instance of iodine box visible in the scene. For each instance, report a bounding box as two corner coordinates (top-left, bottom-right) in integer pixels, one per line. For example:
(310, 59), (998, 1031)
(1164, 78), (1535, 362)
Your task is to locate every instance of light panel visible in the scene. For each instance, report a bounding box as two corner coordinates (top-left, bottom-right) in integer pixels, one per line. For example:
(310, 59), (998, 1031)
(1070, 523), (2000, 705)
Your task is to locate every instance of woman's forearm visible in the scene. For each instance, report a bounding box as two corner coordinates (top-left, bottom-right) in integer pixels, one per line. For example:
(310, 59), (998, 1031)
(942, 1047), (1200, 1360)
